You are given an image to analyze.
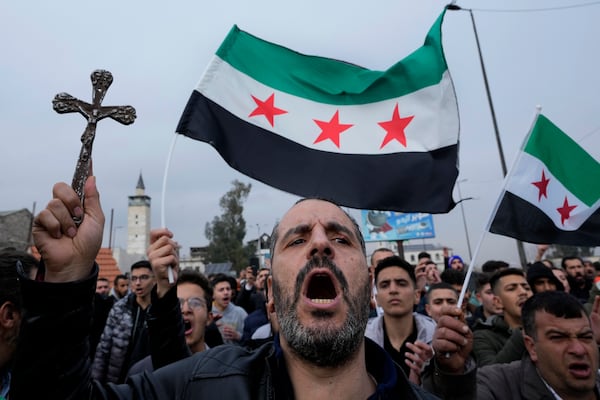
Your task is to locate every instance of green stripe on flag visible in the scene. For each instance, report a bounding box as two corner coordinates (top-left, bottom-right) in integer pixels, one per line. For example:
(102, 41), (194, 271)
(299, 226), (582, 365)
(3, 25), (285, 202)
(525, 114), (600, 207)
(216, 11), (448, 105)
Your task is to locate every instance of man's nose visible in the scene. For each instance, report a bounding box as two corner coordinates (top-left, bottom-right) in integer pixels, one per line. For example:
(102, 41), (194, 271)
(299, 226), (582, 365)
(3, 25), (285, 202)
(568, 338), (588, 356)
(181, 301), (190, 312)
(308, 226), (333, 259)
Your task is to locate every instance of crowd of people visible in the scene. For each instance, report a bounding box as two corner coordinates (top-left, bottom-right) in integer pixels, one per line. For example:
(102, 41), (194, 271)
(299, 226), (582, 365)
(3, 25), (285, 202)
(1, 176), (600, 399)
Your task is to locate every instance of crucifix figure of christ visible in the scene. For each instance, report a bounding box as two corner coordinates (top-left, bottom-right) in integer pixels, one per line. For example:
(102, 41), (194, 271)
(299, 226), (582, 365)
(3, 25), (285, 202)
(53, 69), (136, 224)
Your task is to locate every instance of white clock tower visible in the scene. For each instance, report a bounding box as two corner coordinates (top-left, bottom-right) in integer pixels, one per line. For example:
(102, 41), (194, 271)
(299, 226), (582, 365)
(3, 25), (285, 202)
(127, 173), (151, 256)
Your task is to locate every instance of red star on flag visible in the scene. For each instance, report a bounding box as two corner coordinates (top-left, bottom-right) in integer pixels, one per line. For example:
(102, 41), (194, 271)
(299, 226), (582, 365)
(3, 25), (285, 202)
(249, 93), (287, 127)
(377, 103), (414, 148)
(313, 110), (353, 148)
(532, 169), (550, 201)
(557, 196), (577, 225)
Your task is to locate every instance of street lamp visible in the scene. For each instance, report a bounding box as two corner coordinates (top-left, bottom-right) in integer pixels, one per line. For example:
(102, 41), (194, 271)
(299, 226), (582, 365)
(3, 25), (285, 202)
(457, 179), (474, 261)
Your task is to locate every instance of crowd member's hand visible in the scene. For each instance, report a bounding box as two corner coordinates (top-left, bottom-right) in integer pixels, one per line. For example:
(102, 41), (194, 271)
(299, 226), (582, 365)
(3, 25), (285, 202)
(405, 341), (434, 385)
(535, 244), (549, 261)
(218, 323), (240, 341)
(32, 176), (104, 282)
(426, 263), (442, 285)
(591, 295), (600, 345)
(432, 306), (473, 374)
(147, 228), (179, 298)
(415, 263), (427, 292)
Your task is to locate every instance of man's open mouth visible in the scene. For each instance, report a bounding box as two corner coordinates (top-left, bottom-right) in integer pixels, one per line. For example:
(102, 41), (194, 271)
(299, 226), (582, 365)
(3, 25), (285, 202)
(183, 318), (192, 335)
(569, 362), (591, 378)
(304, 271), (339, 304)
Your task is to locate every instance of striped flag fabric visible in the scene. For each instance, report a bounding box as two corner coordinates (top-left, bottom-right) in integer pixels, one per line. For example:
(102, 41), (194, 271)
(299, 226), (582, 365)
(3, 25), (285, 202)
(490, 114), (600, 245)
(176, 9), (459, 213)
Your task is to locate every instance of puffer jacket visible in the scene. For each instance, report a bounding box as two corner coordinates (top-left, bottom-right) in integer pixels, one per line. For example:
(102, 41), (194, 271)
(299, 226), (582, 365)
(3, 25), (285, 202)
(92, 292), (138, 383)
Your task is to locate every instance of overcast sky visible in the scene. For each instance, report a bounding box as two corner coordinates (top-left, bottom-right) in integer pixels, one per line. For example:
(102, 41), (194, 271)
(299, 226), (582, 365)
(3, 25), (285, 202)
(1, 1), (599, 267)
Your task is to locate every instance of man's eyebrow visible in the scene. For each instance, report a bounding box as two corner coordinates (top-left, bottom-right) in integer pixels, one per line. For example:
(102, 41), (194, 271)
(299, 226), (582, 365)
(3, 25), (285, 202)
(324, 221), (355, 239)
(280, 221), (356, 244)
(544, 327), (593, 336)
(280, 224), (311, 244)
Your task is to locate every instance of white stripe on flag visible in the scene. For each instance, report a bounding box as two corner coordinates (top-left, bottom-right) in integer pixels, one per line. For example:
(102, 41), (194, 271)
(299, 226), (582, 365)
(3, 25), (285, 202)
(197, 56), (458, 155)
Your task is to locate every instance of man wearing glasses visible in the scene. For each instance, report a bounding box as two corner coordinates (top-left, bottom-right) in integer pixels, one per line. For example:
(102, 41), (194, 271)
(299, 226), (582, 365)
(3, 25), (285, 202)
(127, 269), (214, 375)
(92, 260), (156, 384)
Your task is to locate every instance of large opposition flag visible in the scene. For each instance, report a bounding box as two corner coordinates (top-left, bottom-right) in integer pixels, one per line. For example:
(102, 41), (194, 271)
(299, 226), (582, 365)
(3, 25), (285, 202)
(490, 114), (600, 246)
(176, 9), (459, 213)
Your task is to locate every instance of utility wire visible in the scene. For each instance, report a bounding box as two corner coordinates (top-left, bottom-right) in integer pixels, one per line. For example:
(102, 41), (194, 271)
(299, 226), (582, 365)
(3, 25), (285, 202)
(453, 1), (600, 13)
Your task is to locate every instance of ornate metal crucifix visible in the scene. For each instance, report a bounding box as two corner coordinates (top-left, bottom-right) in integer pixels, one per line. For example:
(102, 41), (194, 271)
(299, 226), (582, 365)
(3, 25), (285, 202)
(53, 69), (136, 224)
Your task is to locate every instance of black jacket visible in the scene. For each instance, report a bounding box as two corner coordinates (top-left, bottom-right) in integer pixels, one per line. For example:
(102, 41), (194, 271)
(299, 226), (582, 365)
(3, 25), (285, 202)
(12, 264), (440, 400)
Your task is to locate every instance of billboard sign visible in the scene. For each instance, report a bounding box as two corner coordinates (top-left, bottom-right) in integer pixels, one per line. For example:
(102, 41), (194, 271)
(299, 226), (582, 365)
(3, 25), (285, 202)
(360, 210), (435, 242)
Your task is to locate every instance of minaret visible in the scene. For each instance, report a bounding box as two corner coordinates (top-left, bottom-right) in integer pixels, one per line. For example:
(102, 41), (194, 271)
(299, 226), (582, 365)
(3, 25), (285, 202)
(127, 172), (151, 255)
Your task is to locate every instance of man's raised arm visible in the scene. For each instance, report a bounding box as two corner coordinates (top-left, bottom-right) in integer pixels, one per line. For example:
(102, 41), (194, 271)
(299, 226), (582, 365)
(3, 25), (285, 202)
(11, 176), (104, 399)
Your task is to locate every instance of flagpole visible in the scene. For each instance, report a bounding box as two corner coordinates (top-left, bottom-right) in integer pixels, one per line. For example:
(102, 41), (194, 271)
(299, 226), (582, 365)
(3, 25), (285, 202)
(448, 5), (529, 267)
(161, 132), (179, 284)
(457, 106), (543, 308)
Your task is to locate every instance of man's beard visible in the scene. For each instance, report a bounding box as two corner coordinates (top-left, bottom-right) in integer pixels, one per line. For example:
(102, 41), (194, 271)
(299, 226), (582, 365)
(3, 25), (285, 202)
(273, 256), (371, 368)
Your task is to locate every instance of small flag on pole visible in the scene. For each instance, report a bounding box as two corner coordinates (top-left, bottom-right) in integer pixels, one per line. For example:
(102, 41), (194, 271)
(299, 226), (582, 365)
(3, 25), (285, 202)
(176, 9), (459, 213)
(490, 114), (600, 246)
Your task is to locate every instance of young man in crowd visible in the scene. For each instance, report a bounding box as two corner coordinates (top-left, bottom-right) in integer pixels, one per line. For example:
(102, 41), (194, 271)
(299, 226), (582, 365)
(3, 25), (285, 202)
(236, 266), (269, 314)
(110, 274), (130, 301)
(210, 273), (247, 344)
(526, 261), (564, 294)
(425, 282), (458, 323)
(365, 255), (436, 385)
(472, 268), (532, 366)
(467, 272), (502, 329)
(127, 269), (213, 375)
(96, 277), (110, 296)
(12, 177), (444, 399)
(368, 247), (395, 316)
(92, 260), (156, 383)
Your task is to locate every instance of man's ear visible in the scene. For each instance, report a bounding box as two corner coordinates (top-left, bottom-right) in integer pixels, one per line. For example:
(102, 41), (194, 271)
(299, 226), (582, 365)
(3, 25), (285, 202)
(266, 276), (279, 329)
(414, 286), (421, 304)
(475, 292), (483, 303)
(492, 294), (504, 311)
(206, 311), (214, 326)
(0, 301), (20, 329)
(266, 276), (275, 314)
(523, 333), (537, 362)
